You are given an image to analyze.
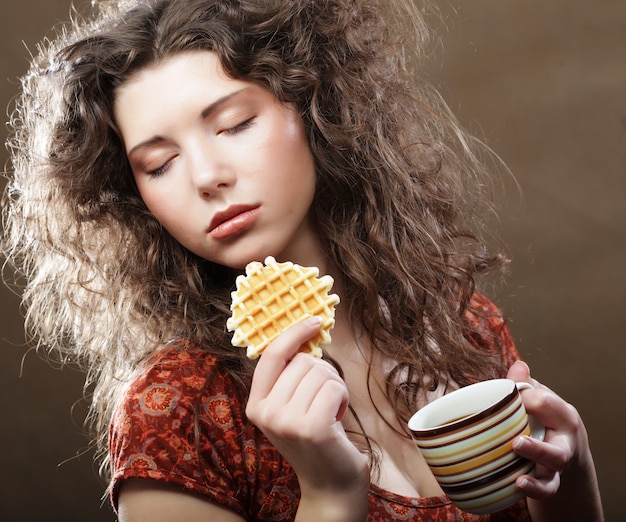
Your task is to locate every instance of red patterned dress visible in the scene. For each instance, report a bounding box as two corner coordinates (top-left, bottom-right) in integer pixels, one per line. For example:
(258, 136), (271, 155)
(109, 294), (531, 520)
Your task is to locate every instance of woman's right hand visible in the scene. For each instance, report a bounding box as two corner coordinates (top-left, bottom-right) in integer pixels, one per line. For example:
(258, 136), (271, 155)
(245, 316), (370, 521)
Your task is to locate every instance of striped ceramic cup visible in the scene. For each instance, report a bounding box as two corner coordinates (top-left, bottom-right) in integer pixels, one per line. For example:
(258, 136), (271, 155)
(408, 379), (545, 515)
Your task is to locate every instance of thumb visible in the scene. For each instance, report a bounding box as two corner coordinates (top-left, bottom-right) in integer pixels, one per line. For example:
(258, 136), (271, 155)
(507, 360), (531, 383)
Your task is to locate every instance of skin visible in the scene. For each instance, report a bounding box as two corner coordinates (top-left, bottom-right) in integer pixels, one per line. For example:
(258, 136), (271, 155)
(115, 51), (320, 271)
(508, 361), (603, 522)
(113, 51), (603, 521)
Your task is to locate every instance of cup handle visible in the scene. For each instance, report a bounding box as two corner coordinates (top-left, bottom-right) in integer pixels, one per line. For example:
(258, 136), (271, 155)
(515, 381), (546, 442)
(515, 381), (533, 392)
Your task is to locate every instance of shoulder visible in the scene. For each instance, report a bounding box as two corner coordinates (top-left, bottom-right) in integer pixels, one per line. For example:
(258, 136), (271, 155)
(127, 341), (234, 396)
(465, 293), (520, 369)
(110, 339), (250, 438)
(466, 292), (506, 330)
(115, 342), (244, 426)
(109, 340), (244, 455)
(108, 342), (259, 515)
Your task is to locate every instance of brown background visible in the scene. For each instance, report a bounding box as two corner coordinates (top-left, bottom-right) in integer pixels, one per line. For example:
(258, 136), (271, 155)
(1, 1), (624, 520)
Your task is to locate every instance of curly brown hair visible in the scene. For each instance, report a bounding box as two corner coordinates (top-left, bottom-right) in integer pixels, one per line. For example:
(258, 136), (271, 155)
(3, 0), (508, 478)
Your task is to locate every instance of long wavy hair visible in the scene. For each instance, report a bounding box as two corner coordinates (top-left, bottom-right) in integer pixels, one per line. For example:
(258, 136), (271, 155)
(3, 0), (508, 478)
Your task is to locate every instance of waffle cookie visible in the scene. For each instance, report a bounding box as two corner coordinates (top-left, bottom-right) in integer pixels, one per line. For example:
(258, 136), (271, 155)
(227, 256), (340, 359)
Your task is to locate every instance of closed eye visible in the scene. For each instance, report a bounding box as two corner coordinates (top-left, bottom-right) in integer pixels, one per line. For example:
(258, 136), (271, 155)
(147, 158), (175, 179)
(222, 117), (256, 135)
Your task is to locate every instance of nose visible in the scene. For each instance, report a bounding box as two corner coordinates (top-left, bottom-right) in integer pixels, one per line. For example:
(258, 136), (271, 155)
(188, 141), (235, 197)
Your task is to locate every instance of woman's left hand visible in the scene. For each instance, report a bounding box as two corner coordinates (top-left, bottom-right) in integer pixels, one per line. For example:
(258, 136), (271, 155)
(507, 360), (604, 521)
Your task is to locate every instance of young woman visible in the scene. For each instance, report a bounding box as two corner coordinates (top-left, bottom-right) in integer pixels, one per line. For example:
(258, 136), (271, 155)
(3, 0), (602, 520)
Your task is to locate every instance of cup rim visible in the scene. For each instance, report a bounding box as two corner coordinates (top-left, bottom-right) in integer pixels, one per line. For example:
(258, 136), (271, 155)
(408, 378), (518, 436)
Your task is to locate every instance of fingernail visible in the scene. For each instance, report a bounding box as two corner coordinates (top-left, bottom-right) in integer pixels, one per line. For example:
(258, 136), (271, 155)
(514, 437), (525, 450)
(304, 316), (322, 326)
(517, 478), (528, 489)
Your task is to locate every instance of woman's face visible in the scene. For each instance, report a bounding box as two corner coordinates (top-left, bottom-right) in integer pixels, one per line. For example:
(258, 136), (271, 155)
(114, 51), (319, 270)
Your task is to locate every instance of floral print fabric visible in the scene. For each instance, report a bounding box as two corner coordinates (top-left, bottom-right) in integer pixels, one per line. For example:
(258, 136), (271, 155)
(109, 294), (530, 520)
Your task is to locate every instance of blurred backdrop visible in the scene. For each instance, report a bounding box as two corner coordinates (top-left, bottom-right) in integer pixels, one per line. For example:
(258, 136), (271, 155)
(1, 0), (624, 520)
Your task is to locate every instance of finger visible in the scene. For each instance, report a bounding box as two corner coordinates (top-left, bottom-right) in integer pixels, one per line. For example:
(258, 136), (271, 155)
(516, 468), (561, 499)
(269, 377), (348, 440)
(249, 316), (322, 400)
(506, 360), (545, 391)
(506, 362), (579, 431)
(506, 360), (531, 383)
(520, 388), (580, 433)
(305, 377), (350, 424)
(514, 433), (572, 474)
(265, 354), (344, 416)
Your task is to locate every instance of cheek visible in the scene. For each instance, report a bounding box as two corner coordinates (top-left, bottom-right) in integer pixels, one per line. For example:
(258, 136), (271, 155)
(134, 177), (170, 224)
(280, 128), (316, 187)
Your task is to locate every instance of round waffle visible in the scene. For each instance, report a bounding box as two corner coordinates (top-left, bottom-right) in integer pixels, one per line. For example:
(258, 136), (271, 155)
(227, 256), (340, 359)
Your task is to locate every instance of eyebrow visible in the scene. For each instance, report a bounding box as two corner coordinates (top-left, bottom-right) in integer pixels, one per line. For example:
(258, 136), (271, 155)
(126, 88), (249, 158)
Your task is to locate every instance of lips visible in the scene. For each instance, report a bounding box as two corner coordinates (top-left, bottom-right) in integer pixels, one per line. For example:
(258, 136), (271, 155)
(208, 205), (260, 239)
